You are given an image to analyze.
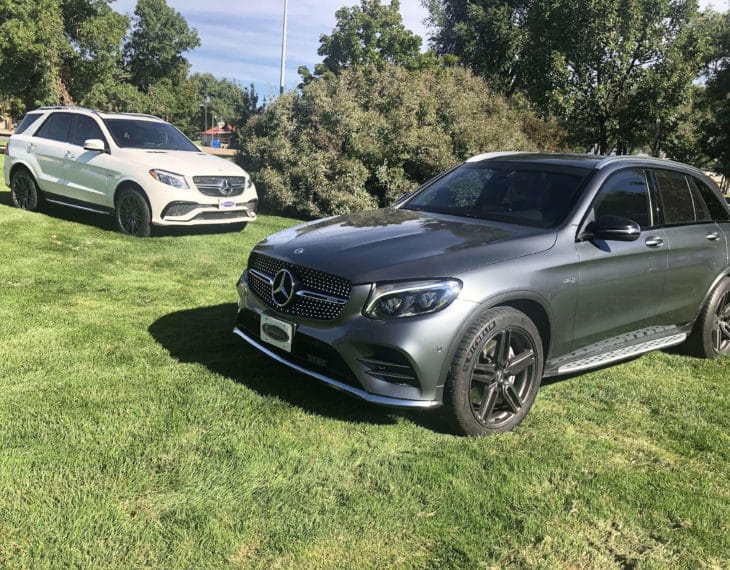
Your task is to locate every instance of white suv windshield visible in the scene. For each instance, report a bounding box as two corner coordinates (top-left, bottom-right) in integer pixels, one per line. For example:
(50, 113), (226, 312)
(103, 118), (199, 151)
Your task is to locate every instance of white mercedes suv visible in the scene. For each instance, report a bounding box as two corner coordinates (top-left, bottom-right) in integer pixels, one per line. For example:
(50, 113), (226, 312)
(3, 107), (258, 236)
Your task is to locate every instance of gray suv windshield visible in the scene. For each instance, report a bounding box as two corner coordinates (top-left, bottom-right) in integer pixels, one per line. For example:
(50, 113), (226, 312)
(403, 162), (588, 228)
(103, 118), (199, 151)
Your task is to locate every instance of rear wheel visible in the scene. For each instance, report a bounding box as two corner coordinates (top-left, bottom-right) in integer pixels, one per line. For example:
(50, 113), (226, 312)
(115, 188), (151, 237)
(10, 169), (41, 211)
(686, 278), (730, 358)
(444, 306), (543, 436)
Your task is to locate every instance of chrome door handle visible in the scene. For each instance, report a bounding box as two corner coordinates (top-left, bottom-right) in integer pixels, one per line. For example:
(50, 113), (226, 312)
(706, 232), (720, 241)
(65, 152), (76, 160)
(645, 236), (664, 247)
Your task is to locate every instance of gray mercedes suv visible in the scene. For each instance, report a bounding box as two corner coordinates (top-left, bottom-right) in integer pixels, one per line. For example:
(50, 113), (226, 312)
(234, 153), (730, 436)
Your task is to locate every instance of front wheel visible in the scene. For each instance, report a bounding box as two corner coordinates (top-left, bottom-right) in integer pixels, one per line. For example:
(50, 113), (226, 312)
(10, 169), (41, 211)
(444, 306), (544, 436)
(686, 279), (730, 358)
(115, 188), (151, 237)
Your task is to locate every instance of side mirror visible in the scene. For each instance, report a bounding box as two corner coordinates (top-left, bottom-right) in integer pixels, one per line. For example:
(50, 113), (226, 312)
(83, 139), (107, 153)
(580, 215), (641, 242)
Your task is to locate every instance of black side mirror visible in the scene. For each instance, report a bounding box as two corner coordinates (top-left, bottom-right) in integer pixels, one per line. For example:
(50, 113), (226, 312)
(580, 215), (641, 242)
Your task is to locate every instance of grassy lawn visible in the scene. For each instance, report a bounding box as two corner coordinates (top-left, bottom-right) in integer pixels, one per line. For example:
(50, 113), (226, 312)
(0, 154), (728, 568)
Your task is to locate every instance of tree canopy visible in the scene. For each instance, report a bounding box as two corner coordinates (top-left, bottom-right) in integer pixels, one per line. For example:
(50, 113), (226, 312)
(428, 0), (720, 156)
(239, 65), (564, 219)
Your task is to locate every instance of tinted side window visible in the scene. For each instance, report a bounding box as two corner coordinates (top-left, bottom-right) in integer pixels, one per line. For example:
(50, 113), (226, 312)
(690, 177), (730, 222)
(14, 112), (43, 135)
(35, 113), (73, 143)
(593, 169), (652, 228)
(70, 115), (105, 147)
(654, 170), (695, 225)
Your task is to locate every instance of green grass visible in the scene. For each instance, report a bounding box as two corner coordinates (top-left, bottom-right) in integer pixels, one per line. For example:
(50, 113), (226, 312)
(0, 157), (728, 568)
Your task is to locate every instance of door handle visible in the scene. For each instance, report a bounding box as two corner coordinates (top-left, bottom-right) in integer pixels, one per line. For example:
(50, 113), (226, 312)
(28, 143), (37, 152)
(706, 232), (720, 242)
(645, 236), (664, 247)
(65, 151), (76, 159)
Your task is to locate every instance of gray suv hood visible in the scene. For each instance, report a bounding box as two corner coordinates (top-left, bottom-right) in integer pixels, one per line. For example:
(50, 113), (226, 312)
(254, 208), (557, 283)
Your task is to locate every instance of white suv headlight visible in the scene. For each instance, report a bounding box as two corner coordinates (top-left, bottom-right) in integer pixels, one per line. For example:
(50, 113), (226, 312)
(149, 169), (189, 189)
(363, 279), (462, 319)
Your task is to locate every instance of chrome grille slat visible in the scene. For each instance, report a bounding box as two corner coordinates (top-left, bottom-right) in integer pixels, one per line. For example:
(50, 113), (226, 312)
(248, 253), (352, 320)
(193, 176), (246, 197)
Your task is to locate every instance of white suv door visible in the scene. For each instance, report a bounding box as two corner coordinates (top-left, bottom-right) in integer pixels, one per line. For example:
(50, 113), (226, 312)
(28, 112), (73, 197)
(63, 114), (115, 207)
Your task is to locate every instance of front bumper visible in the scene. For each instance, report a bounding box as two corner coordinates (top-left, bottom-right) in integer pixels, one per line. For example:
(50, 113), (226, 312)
(156, 199), (257, 226)
(234, 276), (478, 408)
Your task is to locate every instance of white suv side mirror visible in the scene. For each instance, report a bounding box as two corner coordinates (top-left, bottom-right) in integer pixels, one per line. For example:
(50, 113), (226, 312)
(83, 139), (107, 153)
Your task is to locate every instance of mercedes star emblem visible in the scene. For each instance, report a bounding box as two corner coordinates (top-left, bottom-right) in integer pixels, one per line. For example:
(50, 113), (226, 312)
(218, 178), (233, 196)
(271, 269), (296, 307)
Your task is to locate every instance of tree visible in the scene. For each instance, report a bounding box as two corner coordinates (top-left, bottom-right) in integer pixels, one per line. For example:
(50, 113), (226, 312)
(238, 65), (564, 219)
(123, 0), (200, 92)
(428, 0), (715, 155)
(0, 0), (71, 109)
(312, 0), (423, 76)
(62, 0), (130, 105)
(701, 10), (730, 185)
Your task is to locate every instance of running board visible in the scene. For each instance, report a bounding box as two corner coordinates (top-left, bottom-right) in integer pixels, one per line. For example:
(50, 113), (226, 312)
(556, 333), (687, 374)
(45, 197), (112, 215)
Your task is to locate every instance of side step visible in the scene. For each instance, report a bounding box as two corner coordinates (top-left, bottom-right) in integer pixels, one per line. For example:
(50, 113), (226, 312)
(554, 333), (687, 375)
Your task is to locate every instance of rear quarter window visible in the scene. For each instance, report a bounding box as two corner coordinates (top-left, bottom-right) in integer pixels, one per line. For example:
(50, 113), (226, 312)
(35, 113), (73, 143)
(14, 112), (44, 135)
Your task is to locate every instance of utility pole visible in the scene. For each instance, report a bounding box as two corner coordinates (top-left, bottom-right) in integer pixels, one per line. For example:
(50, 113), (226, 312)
(279, 0), (288, 95)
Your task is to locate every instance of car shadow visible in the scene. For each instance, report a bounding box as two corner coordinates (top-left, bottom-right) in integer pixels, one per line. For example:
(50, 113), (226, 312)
(0, 194), (243, 237)
(147, 303), (453, 433)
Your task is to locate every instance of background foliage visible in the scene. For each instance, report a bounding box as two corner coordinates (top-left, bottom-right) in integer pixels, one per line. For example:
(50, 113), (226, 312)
(238, 65), (564, 218)
(1, 0), (728, 211)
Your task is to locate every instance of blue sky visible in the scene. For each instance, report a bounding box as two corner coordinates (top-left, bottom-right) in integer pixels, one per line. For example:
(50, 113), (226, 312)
(112, 0), (728, 98)
(112, 0), (432, 97)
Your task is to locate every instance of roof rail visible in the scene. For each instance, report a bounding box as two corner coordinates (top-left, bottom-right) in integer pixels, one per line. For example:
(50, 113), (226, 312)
(466, 151), (531, 163)
(34, 106), (162, 121)
(595, 154), (701, 172)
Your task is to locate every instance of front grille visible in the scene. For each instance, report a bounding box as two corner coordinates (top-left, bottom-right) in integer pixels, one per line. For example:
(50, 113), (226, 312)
(193, 176), (247, 197)
(236, 309), (361, 388)
(194, 211), (249, 220)
(248, 252), (351, 320)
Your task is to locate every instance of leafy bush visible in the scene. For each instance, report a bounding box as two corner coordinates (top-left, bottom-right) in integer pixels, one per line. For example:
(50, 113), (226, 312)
(238, 65), (565, 219)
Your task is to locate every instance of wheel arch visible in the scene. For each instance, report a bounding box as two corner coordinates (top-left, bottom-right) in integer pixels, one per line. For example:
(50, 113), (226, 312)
(493, 297), (552, 361)
(8, 161), (36, 183)
(113, 179), (150, 208)
(693, 270), (730, 325)
(437, 291), (554, 398)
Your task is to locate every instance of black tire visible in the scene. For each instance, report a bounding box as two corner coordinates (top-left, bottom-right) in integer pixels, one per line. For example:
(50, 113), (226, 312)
(10, 169), (41, 211)
(444, 306), (544, 436)
(115, 188), (152, 237)
(686, 278), (730, 359)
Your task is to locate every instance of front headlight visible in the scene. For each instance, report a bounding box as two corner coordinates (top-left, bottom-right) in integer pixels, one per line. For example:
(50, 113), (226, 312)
(363, 279), (462, 319)
(149, 169), (189, 189)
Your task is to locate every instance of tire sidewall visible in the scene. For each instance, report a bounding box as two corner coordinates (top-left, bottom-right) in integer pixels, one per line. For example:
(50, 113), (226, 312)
(701, 278), (730, 358)
(115, 188), (152, 237)
(10, 170), (39, 211)
(446, 306), (544, 436)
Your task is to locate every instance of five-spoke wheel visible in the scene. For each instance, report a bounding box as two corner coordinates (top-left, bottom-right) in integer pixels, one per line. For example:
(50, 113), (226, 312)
(711, 288), (730, 355)
(10, 169), (41, 211)
(687, 278), (730, 359)
(115, 188), (151, 237)
(445, 306), (543, 436)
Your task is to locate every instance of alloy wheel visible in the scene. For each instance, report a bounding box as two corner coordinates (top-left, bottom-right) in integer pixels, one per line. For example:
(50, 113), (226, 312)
(468, 328), (537, 428)
(713, 290), (730, 355)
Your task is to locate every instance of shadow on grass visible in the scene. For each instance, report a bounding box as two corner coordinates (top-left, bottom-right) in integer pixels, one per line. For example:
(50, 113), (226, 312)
(0, 192), (244, 237)
(148, 303), (452, 433)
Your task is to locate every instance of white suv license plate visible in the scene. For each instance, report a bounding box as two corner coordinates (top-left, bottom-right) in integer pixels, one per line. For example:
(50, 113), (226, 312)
(260, 315), (294, 352)
(218, 198), (236, 210)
